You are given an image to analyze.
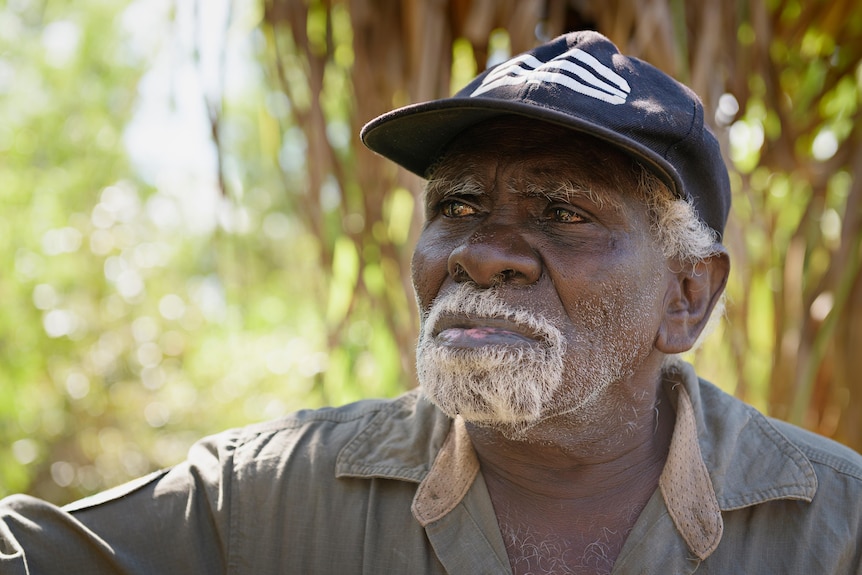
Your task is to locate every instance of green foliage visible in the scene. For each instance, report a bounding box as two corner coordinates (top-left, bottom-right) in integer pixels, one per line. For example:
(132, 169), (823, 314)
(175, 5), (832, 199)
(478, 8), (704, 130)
(1, 0), (144, 500)
(693, 1), (862, 439)
(0, 0), (405, 503)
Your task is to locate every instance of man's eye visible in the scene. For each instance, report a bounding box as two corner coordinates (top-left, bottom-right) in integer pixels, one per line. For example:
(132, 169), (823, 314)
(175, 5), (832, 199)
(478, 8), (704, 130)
(551, 207), (587, 223)
(440, 200), (477, 218)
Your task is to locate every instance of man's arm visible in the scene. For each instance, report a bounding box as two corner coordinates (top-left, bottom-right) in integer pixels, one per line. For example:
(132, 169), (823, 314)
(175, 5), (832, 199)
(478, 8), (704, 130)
(0, 433), (235, 575)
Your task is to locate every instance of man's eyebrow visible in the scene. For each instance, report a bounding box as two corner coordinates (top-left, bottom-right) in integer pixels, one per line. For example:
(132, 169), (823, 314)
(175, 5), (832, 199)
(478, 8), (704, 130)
(424, 173), (485, 204)
(521, 178), (616, 209)
(423, 167), (623, 210)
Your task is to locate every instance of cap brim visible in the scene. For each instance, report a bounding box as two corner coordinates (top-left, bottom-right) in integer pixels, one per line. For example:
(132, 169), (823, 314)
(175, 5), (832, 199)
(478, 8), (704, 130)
(360, 97), (686, 200)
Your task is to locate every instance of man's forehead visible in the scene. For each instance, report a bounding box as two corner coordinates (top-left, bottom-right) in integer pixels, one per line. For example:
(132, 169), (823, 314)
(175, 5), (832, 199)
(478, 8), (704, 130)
(425, 163), (625, 214)
(428, 117), (642, 200)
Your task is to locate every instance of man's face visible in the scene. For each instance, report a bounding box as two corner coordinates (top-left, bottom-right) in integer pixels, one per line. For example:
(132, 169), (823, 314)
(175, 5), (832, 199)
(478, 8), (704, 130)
(412, 117), (674, 438)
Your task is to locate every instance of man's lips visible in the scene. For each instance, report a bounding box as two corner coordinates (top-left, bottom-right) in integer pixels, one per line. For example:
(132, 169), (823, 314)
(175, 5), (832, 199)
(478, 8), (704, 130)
(432, 316), (541, 348)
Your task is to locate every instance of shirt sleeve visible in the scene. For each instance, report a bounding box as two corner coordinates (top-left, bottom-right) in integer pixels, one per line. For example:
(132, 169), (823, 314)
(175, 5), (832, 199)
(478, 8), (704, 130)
(0, 429), (239, 575)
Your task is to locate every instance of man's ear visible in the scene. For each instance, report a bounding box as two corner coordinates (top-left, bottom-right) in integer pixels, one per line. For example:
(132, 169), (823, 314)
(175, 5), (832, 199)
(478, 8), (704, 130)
(656, 246), (730, 354)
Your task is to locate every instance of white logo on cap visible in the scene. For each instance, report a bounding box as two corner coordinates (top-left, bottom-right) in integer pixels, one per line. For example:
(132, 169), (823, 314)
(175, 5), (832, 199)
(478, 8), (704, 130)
(470, 47), (630, 105)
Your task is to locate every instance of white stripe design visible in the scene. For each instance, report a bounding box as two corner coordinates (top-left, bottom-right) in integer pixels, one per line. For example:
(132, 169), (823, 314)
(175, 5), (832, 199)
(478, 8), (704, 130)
(470, 48), (631, 105)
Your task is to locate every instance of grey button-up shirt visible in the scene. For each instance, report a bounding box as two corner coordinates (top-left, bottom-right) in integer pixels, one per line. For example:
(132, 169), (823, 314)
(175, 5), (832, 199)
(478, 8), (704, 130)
(2, 361), (861, 573)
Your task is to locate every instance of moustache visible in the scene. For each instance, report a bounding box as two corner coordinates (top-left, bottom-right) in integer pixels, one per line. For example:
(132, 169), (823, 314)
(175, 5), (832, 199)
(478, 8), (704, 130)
(420, 283), (566, 352)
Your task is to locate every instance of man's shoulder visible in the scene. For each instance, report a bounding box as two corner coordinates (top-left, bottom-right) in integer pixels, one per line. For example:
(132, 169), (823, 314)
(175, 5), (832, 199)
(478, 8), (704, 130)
(695, 397), (862, 571)
(236, 387), (443, 443)
(697, 377), (862, 478)
(57, 390), (443, 513)
(694, 375), (862, 505)
(767, 416), (862, 482)
(693, 381), (862, 571)
(221, 388), (452, 483)
(247, 389), (424, 433)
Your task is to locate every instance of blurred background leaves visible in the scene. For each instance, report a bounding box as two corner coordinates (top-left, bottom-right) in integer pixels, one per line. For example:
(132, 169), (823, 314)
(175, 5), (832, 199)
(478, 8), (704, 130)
(1, 0), (861, 503)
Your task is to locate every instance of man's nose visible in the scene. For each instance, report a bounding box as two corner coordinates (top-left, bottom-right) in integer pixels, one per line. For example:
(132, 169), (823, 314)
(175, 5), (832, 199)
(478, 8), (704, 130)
(447, 226), (541, 287)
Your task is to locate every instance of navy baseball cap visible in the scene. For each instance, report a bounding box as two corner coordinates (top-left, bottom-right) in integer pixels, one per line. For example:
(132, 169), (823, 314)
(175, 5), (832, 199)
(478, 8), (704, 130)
(361, 30), (731, 239)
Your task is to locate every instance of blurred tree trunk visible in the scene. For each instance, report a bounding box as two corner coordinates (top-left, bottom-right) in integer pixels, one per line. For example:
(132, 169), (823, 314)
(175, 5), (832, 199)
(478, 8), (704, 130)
(258, 0), (862, 449)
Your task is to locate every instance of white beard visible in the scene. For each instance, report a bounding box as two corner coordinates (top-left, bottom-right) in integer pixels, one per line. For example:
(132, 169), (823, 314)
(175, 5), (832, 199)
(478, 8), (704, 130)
(416, 282), (657, 439)
(416, 283), (566, 435)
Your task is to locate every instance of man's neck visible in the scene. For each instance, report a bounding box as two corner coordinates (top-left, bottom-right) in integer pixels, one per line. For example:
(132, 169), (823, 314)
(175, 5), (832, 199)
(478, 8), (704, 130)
(466, 380), (674, 492)
(466, 383), (675, 574)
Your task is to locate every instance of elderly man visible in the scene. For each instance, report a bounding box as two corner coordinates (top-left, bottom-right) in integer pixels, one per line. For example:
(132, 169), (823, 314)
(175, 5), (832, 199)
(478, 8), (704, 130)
(2, 30), (861, 575)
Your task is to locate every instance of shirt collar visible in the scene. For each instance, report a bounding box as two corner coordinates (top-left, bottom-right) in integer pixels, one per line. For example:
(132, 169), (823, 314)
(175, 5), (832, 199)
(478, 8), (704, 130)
(653, 359), (817, 559)
(337, 362), (818, 562)
(658, 366), (723, 559)
(666, 360), (817, 512)
(407, 386), (727, 559)
(411, 416), (480, 526)
(335, 392), (453, 483)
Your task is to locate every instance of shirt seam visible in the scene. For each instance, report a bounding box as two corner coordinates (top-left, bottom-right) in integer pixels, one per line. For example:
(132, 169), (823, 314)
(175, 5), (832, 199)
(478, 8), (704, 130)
(797, 449), (862, 481)
(225, 433), (241, 575)
(239, 400), (395, 435)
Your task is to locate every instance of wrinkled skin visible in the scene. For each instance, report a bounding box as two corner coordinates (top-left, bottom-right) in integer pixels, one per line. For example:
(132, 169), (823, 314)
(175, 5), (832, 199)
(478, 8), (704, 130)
(410, 116), (729, 574)
(413, 116), (697, 445)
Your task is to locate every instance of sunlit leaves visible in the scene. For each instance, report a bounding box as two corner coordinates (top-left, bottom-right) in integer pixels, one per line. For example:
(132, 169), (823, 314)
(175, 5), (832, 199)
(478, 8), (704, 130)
(0, 0), (362, 503)
(326, 236), (359, 325)
(697, 0), (862, 440)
